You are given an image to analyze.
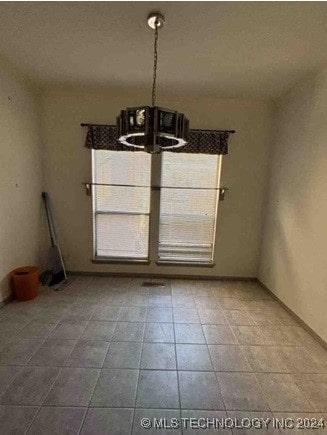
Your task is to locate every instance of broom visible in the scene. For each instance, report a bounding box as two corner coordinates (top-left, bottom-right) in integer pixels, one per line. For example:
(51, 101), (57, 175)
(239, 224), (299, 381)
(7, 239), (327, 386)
(42, 192), (68, 289)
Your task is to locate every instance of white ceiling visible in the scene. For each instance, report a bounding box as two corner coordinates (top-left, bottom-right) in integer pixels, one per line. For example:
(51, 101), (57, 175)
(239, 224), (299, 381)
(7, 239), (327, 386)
(0, 2), (327, 99)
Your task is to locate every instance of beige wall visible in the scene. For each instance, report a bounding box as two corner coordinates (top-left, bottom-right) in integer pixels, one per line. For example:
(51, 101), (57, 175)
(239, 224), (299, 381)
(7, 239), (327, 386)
(40, 90), (272, 278)
(0, 58), (43, 302)
(259, 68), (327, 342)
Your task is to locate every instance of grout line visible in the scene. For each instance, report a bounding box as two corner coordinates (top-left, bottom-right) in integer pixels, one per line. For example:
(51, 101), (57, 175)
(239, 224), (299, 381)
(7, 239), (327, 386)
(39, 366), (64, 404)
(0, 365), (25, 401)
(0, 334), (325, 349)
(131, 341), (145, 434)
(25, 405), (43, 434)
(251, 372), (273, 414)
(0, 362), (327, 375)
(77, 407), (89, 435)
(2, 403), (324, 412)
(85, 365), (102, 410)
(172, 316), (182, 411)
(2, 340), (324, 348)
(200, 321), (228, 413)
(196, 299), (228, 417)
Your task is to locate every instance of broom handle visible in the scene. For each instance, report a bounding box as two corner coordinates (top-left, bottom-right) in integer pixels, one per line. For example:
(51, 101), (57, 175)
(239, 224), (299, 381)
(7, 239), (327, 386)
(42, 192), (57, 246)
(42, 192), (67, 280)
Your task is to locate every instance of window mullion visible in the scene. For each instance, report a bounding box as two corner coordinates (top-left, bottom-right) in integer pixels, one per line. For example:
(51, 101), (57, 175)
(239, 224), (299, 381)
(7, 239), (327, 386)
(148, 153), (162, 263)
(91, 150), (97, 258)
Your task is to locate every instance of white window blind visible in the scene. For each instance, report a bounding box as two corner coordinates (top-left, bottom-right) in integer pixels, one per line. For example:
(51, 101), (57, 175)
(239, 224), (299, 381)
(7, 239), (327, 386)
(158, 153), (221, 263)
(92, 150), (151, 259)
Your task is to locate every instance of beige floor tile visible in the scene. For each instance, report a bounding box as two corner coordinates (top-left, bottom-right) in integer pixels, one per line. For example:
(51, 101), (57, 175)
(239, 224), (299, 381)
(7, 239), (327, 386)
(242, 300), (271, 311)
(118, 307), (147, 322)
(45, 367), (99, 406)
(255, 373), (314, 412)
(141, 343), (176, 370)
(173, 308), (200, 324)
(65, 340), (109, 368)
(103, 341), (142, 369)
(198, 309), (228, 325)
(0, 405), (39, 433)
(273, 309), (300, 326)
(194, 296), (221, 310)
(48, 320), (88, 340)
(143, 323), (174, 343)
(292, 374), (327, 412)
(249, 311), (282, 326)
(1, 366), (60, 405)
(232, 326), (267, 345)
(146, 307), (173, 323)
(112, 322), (145, 342)
(259, 326), (303, 346)
(174, 323), (206, 344)
(305, 344), (327, 373)
(177, 344), (213, 371)
(203, 325), (238, 345)
(218, 372), (269, 411)
(224, 310), (256, 326)
(209, 345), (252, 372)
(179, 371), (224, 410)
(172, 295), (195, 308)
(219, 298), (245, 310)
(241, 346), (290, 373)
(91, 369), (138, 408)
(0, 367), (22, 395)
(280, 347), (322, 373)
(136, 370), (179, 409)
(29, 407), (87, 434)
(212, 287), (236, 299)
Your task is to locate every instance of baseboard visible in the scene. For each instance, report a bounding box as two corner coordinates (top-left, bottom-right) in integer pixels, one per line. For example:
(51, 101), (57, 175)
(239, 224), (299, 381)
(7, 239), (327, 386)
(68, 270), (257, 281)
(257, 278), (327, 350)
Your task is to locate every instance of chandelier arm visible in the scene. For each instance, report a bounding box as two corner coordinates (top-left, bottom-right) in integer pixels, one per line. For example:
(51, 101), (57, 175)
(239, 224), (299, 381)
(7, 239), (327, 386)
(151, 20), (159, 107)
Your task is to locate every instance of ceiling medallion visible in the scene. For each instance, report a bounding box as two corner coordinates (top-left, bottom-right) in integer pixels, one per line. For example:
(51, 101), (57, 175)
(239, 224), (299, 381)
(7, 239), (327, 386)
(116, 12), (189, 154)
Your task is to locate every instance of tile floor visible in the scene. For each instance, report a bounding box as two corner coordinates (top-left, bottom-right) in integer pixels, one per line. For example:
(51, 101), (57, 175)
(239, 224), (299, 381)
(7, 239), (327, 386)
(0, 276), (326, 434)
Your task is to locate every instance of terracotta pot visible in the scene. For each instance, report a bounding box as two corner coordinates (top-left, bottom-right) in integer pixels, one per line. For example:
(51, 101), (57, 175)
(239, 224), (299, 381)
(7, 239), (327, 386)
(10, 266), (39, 301)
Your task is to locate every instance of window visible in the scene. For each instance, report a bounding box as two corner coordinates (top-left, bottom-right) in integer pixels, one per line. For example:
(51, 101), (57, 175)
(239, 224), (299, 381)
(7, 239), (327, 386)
(92, 150), (222, 264)
(158, 153), (222, 263)
(92, 150), (151, 259)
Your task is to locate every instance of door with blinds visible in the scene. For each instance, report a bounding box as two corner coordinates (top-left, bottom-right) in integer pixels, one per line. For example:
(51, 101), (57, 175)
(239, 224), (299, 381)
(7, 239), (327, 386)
(92, 150), (151, 259)
(158, 153), (222, 264)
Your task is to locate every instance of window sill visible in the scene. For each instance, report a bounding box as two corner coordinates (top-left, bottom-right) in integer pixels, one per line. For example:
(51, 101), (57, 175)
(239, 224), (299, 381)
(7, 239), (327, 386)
(156, 261), (215, 268)
(91, 257), (150, 265)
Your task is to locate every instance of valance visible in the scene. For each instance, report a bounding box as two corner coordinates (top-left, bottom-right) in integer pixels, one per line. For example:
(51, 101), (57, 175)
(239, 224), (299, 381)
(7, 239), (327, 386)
(84, 124), (233, 155)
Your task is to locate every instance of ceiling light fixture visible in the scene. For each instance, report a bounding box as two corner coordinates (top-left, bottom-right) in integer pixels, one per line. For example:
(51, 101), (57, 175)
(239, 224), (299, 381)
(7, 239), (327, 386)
(116, 12), (189, 154)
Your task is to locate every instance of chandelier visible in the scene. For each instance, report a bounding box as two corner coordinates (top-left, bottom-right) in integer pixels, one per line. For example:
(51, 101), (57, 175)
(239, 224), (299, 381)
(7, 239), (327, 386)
(116, 13), (189, 154)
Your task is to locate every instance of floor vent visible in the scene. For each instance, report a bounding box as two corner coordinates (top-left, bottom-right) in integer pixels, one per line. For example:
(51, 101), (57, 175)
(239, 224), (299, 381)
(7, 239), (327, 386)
(141, 281), (165, 287)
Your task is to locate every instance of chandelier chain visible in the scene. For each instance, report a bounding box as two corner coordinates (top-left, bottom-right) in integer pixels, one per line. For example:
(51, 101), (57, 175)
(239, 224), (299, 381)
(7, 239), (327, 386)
(151, 20), (159, 106)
